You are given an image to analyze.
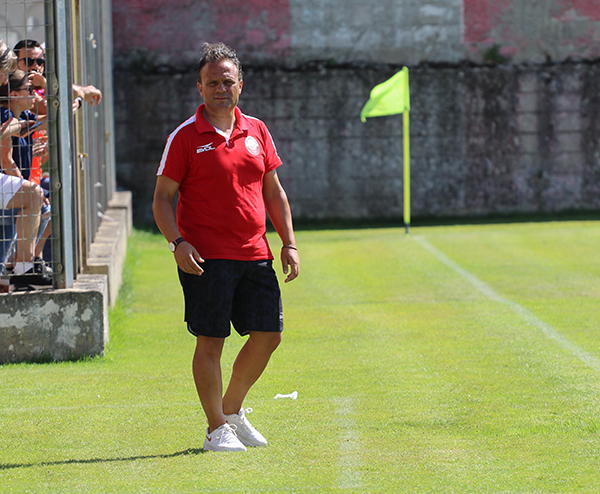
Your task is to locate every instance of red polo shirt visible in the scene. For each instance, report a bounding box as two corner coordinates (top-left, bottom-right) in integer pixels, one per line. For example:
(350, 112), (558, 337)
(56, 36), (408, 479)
(157, 104), (282, 261)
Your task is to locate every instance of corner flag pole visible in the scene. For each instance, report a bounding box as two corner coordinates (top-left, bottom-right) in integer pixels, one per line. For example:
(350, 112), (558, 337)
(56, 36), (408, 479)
(360, 67), (411, 234)
(403, 69), (410, 234)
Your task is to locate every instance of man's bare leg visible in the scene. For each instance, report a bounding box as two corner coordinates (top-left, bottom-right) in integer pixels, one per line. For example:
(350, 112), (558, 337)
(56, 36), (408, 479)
(6, 182), (43, 264)
(34, 218), (51, 259)
(193, 335), (227, 433)
(222, 331), (282, 415)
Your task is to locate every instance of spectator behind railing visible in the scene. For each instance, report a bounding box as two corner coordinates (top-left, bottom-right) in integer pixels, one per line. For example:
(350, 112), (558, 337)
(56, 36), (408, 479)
(0, 70), (47, 182)
(14, 39), (103, 112)
(0, 41), (51, 288)
(14, 39), (103, 198)
(0, 70), (52, 268)
(13, 39), (47, 116)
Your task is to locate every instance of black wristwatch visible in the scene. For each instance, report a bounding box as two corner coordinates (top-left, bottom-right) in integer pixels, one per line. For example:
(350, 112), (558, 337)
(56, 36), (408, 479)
(169, 236), (185, 252)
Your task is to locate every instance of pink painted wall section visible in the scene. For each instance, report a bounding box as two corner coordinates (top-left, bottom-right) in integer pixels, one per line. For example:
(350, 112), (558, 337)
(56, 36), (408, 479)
(112, 0), (290, 62)
(112, 0), (194, 53)
(212, 0), (291, 56)
(463, 0), (512, 44)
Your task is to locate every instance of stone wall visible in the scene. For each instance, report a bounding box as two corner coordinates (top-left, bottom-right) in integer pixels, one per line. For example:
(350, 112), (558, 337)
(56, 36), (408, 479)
(115, 61), (600, 225)
(112, 0), (600, 224)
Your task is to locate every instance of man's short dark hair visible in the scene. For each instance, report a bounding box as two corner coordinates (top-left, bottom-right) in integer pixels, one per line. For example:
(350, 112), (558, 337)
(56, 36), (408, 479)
(196, 42), (243, 83)
(14, 39), (42, 54)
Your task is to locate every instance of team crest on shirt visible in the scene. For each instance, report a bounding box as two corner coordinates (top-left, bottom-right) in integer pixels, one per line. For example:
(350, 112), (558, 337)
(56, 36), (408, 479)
(245, 136), (260, 156)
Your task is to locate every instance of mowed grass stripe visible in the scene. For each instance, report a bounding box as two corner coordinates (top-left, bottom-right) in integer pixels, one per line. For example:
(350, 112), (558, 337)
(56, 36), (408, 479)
(1, 225), (600, 492)
(277, 226), (600, 491)
(414, 234), (600, 373)
(420, 222), (600, 353)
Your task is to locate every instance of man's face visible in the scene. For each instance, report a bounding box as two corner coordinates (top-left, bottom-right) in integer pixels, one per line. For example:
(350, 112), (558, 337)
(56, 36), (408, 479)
(17, 46), (44, 74)
(197, 60), (243, 111)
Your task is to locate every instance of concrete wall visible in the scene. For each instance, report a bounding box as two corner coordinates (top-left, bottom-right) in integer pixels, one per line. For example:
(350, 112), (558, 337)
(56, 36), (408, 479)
(288, 0), (464, 65)
(463, 0), (600, 63)
(112, 0), (600, 66)
(0, 191), (132, 364)
(0, 275), (108, 364)
(112, 0), (600, 224)
(116, 62), (600, 225)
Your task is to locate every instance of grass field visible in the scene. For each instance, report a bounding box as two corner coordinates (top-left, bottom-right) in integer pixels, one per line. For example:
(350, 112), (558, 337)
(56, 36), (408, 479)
(2, 220), (600, 493)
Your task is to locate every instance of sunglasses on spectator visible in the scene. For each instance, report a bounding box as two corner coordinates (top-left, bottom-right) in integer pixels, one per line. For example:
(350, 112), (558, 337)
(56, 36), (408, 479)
(14, 85), (33, 94)
(18, 57), (45, 67)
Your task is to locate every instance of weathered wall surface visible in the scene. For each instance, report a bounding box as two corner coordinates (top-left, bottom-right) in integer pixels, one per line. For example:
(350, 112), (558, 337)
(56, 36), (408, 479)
(112, 0), (291, 65)
(288, 0), (464, 65)
(463, 0), (600, 63)
(0, 275), (108, 364)
(116, 62), (600, 224)
(113, 0), (600, 65)
(112, 0), (600, 224)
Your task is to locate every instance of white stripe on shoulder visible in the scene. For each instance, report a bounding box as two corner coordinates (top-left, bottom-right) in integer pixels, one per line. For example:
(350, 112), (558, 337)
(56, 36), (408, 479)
(157, 115), (196, 176)
(241, 111), (261, 123)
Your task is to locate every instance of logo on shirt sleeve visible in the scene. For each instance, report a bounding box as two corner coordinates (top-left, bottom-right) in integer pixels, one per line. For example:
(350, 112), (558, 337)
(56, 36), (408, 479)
(245, 136), (260, 156)
(197, 143), (216, 154)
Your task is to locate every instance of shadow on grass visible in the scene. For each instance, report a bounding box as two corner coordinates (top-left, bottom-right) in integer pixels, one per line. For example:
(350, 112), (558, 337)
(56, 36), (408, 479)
(0, 447), (206, 470)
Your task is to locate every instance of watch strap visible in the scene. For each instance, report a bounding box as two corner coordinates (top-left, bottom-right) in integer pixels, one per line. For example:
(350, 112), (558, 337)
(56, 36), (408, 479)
(169, 236), (185, 251)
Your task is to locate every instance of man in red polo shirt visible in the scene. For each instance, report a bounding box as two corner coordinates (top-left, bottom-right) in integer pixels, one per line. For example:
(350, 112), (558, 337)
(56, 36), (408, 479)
(153, 42), (299, 452)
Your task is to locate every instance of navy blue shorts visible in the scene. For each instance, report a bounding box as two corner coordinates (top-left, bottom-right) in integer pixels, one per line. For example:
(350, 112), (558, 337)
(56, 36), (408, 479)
(178, 259), (283, 338)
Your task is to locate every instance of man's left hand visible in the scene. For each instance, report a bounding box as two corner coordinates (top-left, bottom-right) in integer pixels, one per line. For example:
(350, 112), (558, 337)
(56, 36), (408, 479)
(281, 247), (299, 283)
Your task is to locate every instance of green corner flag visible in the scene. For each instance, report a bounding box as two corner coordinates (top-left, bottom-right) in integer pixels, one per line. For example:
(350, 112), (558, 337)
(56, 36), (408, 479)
(360, 67), (410, 233)
(360, 67), (412, 234)
(360, 67), (410, 122)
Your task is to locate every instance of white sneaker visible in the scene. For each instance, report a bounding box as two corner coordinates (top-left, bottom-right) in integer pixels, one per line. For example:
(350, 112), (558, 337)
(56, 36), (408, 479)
(203, 423), (247, 452)
(224, 408), (268, 447)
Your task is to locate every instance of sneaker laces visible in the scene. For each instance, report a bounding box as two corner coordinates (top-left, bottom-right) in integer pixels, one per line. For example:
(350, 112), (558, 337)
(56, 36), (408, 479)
(212, 423), (239, 440)
(237, 408), (259, 432)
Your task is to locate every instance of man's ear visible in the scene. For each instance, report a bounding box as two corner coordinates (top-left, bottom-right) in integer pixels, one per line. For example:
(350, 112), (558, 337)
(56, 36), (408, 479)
(197, 81), (203, 99)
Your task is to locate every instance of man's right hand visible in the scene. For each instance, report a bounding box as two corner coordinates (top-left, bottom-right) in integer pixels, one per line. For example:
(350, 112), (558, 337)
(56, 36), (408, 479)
(174, 241), (205, 275)
(28, 71), (46, 90)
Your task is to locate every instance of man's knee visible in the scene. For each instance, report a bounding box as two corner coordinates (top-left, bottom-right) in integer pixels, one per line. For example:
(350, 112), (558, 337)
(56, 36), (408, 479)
(19, 182), (44, 208)
(250, 331), (282, 353)
(194, 335), (225, 360)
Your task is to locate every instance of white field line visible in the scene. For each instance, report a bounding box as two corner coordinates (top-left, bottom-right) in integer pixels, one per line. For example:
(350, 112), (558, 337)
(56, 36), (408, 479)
(414, 235), (600, 374)
(335, 397), (361, 489)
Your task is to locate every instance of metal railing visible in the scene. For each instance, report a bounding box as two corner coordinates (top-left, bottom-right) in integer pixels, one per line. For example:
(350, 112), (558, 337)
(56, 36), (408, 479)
(1, 0), (115, 289)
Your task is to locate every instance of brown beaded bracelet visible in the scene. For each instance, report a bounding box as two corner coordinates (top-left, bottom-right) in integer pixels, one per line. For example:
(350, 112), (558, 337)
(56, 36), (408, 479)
(282, 245), (297, 250)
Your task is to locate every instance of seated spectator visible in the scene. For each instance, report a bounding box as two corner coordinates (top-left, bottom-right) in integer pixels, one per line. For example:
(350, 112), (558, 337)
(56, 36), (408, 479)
(0, 71), (47, 181)
(0, 174), (51, 287)
(0, 70), (51, 264)
(0, 41), (50, 287)
(13, 41), (50, 194)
